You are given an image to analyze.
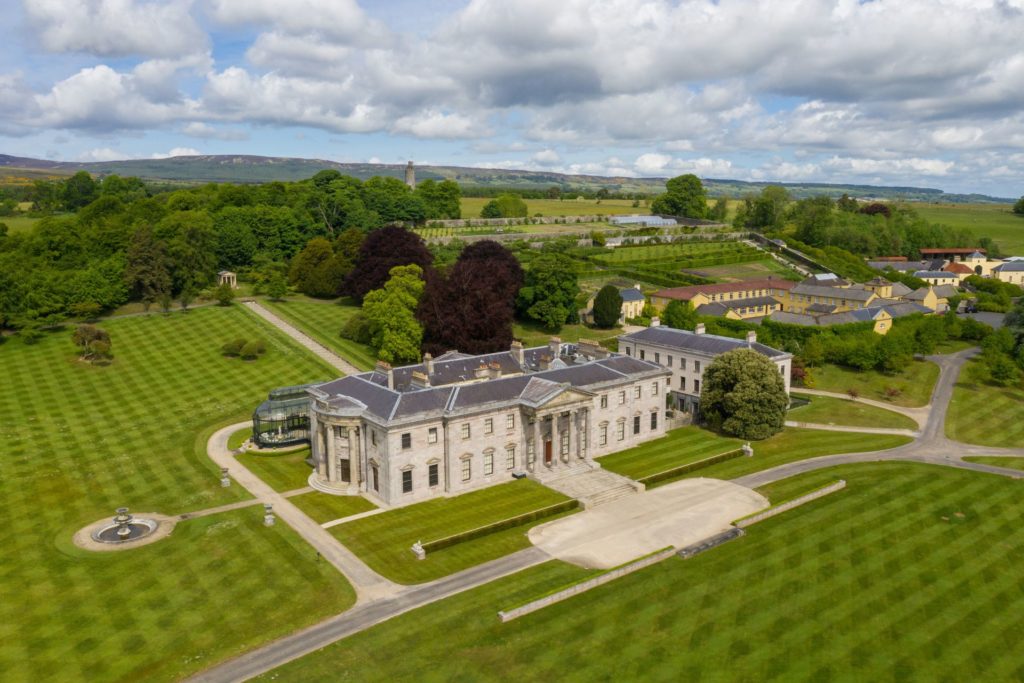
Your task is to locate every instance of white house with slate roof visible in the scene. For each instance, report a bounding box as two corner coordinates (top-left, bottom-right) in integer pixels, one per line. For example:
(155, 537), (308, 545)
(617, 322), (791, 416)
(305, 339), (669, 507)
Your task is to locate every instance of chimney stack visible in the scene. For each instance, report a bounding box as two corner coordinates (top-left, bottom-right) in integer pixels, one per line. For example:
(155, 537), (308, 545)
(650, 316), (661, 327)
(538, 355), (552, 371)
(511, 340), (525, 367)
(410, 370), (430, 389)
(375, 360), (394, 389)
(474, 363), (488, 379)
(487, 361), (502, 380)
(548, 337), (562, 358)
(423, 352), (434, 376)
(695, 323), (706, 335)
(746, 331), (757, 344)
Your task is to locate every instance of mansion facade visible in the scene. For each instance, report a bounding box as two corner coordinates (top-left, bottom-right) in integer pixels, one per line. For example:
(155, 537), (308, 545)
(303, 339), (670, 507)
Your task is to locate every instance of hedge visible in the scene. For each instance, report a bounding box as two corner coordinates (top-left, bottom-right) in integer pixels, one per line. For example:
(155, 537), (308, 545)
(637, 448), (745, 487)
(421, 499), (579, 554)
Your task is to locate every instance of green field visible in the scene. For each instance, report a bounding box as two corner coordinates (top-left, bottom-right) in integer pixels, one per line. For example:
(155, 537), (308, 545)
(684, 257), (802, 282)
(1, 214), (43, 234)
(259, 297), (377, 371)
(915, 203), (1024, 255)
(808, 360), (939, 407)
(962, 456), (1024, 471)
(289, 491), (377, 524)
(789, 393), (918, 430)
(946, 366), (1024, 447)
(0, 306), (356, 681)
(330, 479), (572, 584)
(235, 447), (314, 492)
(265, 462), (1024, 681)
(460, 197), (642, 217)
(599, 426), (910, 482)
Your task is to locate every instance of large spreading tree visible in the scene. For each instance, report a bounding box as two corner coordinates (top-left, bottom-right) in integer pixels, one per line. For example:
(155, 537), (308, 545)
(1014, 196), (1024, 215)
(344, 227), (433, 302)
(418, 240), (523, 355)
(651, 174), (707, 219)
(362, 264), (425, 364)
(516, 251), (580, 331)
(700, 349), (789, 440)
(592, 285), (623, 328)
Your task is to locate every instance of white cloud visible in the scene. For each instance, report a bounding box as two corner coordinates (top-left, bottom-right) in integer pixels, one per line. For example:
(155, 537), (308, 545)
(151, 147), (201, 159)
(24, 0), (207, 58)
(182, 122), (248, 140)
(531, 149), (561, 165)
(78, 147), (125, 162)
(210, 0), (388, 46)
(391, 110), (489, 139)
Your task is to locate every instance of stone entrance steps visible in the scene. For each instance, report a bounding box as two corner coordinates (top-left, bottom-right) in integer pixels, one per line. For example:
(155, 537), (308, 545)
(532, 463), (641, 509)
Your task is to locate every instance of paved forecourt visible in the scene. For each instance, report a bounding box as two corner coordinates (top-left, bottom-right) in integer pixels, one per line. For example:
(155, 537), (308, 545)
(528, 477), (767, 569)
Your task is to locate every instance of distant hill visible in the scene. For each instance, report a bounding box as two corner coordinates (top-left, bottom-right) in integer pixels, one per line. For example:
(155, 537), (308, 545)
(0, 153), (1013, 203)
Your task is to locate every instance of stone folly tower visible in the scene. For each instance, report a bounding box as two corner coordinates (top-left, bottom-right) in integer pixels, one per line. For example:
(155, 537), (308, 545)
(405, 161), (416, 189)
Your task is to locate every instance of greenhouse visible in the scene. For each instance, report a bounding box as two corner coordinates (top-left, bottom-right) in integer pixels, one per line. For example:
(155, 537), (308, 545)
(251, 382), (322, 447)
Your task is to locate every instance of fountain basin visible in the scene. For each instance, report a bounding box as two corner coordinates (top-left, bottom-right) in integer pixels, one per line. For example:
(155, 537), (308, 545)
(91, 518), (159, 544)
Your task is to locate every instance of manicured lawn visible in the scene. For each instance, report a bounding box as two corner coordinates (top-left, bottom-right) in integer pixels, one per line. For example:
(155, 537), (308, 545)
(236, 447), (313, 492)
(962, 457), (1024, 471)
(946, 369), (1024, 447)
(789, 393), (918, 430)
(227, 426), (252, 450)
(330, 480), (572, 584)
(290, 491), (377, 524)
(600, 426), (911, 484)
(915, 202), (1024, 254)
(259, 297), (377, 371)
(264, 462), (1024, 681)
(809, 359), (939, 407)
(685, 258), (802, 282)
(0, 307), (355, 681)
(513, 321), (622, 349)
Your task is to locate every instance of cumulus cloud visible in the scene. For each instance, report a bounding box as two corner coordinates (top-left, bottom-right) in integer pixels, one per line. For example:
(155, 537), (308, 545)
(151, 147), (201, 159)
(24, 0), (207, 58)
(182, 122), (248, 140)
(391, 110), (489, 139)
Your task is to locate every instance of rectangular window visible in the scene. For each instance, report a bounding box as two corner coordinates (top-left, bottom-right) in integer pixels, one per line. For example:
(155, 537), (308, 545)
(428, 427), (438, 444)
(527, 440), (536, 465)
(617, 421), (625, 441)
(654, 352), (660, 363)
(599, 423), (608, 446)
(639, 349), (645, 360)
(619, 391), (626, 405)
(461, 458), (471, 481)
(625, 347), (631, 356)
(461, 423), (470, 439)
(428, 463), (439, 487)
(652, 381), (659, 396)
(371, 430), (377, 446)
(402, 470), (412, 494)
(694, 379), (700, 393)
(372, 464), (379, 492)
(634, 386), (641, 399)
(506, 446), (515, 470)
(695, 360), (701, 373)
(484, 452), (494, 476)
(401, 432), (411, 449)
(600, 394), (608, 408)
(680, 377), (686, 391)
(560, 431), (569, 455)
(650, 412), (658, 430)
(633, 415), (641, 435)
(506, 414), (515, 430)
(681, 358), (687, 371)
(667, 355), (673, 367)
(484, 418), (493, 434)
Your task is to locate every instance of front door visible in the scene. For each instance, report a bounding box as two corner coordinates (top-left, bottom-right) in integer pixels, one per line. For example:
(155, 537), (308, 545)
(544, 440), (553, 466)
(340, 458), (351, 483)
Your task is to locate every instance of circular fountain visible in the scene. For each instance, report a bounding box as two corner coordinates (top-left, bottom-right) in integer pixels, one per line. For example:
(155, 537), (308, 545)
(90, 507), (159, 544)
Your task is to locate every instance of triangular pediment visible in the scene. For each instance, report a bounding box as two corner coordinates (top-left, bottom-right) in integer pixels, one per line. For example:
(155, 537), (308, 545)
(535, 386), (593, 408)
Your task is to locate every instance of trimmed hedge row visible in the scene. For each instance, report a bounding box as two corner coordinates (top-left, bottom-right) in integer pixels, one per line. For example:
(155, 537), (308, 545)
(637, 448), (745, 487)
(421, 499), (579, 554)
(612, 267), (711, 288)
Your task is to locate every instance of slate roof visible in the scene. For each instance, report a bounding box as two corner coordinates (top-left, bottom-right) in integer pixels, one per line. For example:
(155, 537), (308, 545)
(653, 278), (795, 301)
(904, 287), (933, 301)
(619, 326), (790, 359)
(694, 302), (730, 317)
(996, 261), (1024, 272)
(806, 302), (838, 314)
(933, 284), (959, 298)
(719, 295), (780, 309)
(619, 288), (646, 302)
(791, 283), (875, 301)
(890, 282), (913, 297)
(914, 271), (957, 279)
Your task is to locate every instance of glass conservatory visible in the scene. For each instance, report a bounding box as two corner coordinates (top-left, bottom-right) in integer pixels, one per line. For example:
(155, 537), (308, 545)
(252, 383), (321, 448)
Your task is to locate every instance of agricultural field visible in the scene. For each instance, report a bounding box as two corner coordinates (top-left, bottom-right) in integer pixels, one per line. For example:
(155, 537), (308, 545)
(946, 364), (1024, 448)
(267, 462), (1024, 682)
(259, 297), (377, 371)
(599, 426), (910, 483)
(1, 214), (43, 234)
(807, 360), (940, 407)
(329, 479), (573, 584)
(0, 306), (354, 681)
(915, 202), (1024, 255)
(684, 257), (802, 282)
(460, 197), (643, 218)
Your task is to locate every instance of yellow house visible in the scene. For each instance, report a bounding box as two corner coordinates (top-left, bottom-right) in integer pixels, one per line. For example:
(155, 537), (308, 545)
(913, 270), (960, 287)
(994, 262), (1024, 285)
(581, 285), (647, 324)
(780, 280), (878, 314)
(650, 278), (796, 320)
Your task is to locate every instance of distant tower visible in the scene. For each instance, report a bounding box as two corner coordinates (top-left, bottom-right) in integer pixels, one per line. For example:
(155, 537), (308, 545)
(405, 160), (416, 189)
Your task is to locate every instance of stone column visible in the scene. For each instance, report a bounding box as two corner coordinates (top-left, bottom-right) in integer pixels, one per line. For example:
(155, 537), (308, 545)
(582, 408), (590, 459)
(531, 415), (540, 470)
(315, 423), (326, 478)
(327, 424), (337, 482)
(352, 426), (363, 489)
(566, 409), (576, 463)
(550, 413), (560, 468)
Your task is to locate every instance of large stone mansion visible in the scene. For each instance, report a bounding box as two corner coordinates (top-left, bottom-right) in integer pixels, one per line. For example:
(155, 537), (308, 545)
(300, 339), (670, 507)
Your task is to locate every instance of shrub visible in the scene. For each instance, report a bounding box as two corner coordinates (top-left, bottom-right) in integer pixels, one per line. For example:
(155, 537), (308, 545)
(239, 341), (261, 360)
(222, 338), (246, 356)
(252, 339), (267, 355)
(340, 312), (372, 344)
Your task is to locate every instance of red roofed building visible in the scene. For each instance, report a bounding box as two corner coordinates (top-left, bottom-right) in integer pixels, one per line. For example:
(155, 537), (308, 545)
(650, 278), (797, 320)
(942, 261), (974, 281)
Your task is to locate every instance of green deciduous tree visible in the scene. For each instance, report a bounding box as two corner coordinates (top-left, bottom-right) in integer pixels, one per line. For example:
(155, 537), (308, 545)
(1014, 196), (1024, 215)
(661, 300), (697, 330)
(71, 323), (112, 362)
(124, 225), (171, 309)
(415, 179), (462, 219)
(289, 237), (347, 298)
(592, 285), (623, 328)
(213, 282), (235, 306)
(708, 196), (728, 221)
(700, 349), (789, 440)
(363, 264), (425, 364)
(651, 174), (707, 219)
(480, 193), (528, 218)
(516, 252), (580, 331)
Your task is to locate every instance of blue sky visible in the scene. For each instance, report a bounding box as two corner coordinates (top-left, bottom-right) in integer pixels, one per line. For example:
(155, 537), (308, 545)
(1, 0), (1023, 196)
